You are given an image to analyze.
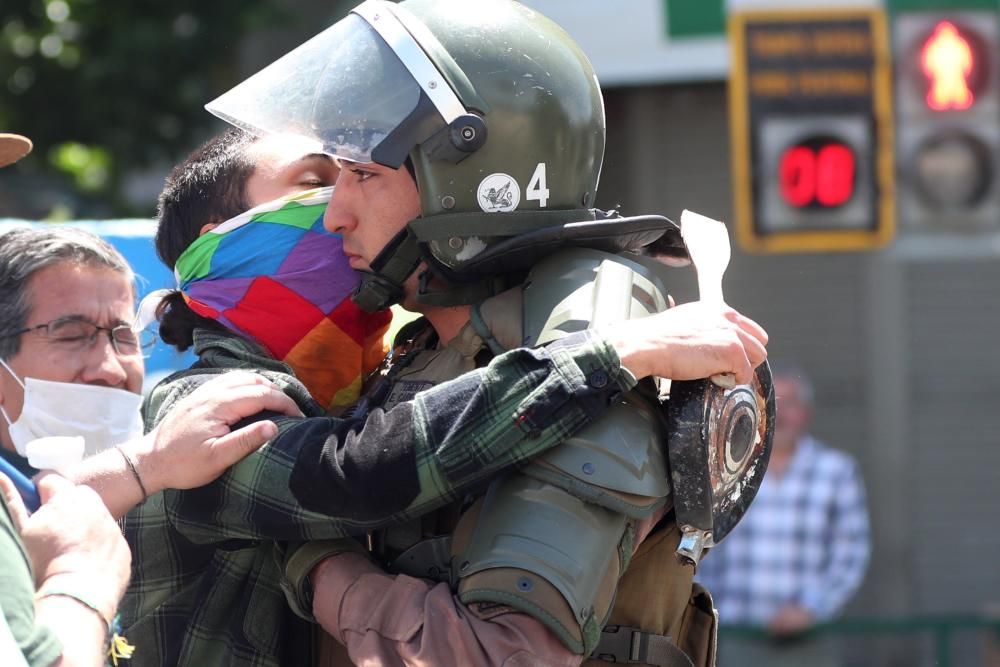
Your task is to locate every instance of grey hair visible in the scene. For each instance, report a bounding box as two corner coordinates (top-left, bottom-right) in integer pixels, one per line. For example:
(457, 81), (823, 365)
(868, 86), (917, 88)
(769, 360), (815, 408)
(0, 227), (134, 360)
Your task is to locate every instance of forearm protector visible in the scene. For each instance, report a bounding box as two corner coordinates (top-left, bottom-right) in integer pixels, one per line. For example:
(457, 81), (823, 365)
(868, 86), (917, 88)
(450, 395), (670, 655)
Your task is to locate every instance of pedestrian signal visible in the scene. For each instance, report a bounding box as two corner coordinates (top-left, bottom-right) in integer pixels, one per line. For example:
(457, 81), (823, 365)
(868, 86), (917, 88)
(895, 12), (1000, 230)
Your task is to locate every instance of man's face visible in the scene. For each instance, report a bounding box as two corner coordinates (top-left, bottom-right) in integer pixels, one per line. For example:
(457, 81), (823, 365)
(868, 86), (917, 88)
(0, 262), (144, 452)
(244, 134), (340, 207)
(322, 161), (422, 297)
(773, 375), (812, 449)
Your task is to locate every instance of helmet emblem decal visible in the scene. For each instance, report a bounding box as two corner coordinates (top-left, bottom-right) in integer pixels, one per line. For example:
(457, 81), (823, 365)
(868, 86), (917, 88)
(477, 173), (520, 213)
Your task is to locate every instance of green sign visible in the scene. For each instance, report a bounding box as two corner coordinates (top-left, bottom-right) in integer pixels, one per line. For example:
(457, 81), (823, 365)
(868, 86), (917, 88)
(665, 0), (725, 38)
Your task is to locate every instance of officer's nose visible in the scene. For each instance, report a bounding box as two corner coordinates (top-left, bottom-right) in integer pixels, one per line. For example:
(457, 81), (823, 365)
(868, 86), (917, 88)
(323, 184), (357, 236)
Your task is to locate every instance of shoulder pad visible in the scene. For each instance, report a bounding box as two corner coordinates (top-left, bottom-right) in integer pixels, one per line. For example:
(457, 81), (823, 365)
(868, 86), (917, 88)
(521, 248), (671, 346)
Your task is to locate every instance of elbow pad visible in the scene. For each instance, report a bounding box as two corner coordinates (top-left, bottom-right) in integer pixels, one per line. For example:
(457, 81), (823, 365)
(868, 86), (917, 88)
(450, 396), (669, 655)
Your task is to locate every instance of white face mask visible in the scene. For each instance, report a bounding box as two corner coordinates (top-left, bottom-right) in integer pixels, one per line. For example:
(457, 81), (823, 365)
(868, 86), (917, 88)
(0, 358), (143, 460)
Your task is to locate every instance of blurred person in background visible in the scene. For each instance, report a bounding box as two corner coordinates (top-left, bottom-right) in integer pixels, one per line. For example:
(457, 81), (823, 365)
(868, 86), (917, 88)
(696, 362), (871, 667)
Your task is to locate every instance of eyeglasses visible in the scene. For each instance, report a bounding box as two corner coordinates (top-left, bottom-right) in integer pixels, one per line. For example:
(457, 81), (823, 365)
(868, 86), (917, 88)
(1, 317), (156, 357)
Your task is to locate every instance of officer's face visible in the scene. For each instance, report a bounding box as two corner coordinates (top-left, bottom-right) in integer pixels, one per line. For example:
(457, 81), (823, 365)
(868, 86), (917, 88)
(323, 161), (422, 287)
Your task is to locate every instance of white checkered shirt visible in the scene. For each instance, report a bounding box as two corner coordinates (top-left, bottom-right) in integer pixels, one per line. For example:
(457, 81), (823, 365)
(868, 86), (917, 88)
(696, 435), (871, 624)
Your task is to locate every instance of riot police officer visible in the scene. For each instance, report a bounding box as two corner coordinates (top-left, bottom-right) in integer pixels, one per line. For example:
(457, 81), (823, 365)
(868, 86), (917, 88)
(209, 1), (770, 664)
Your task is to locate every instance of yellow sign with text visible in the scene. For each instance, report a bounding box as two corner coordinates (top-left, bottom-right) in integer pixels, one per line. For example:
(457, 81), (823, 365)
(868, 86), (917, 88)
(729, 8), (895, 253)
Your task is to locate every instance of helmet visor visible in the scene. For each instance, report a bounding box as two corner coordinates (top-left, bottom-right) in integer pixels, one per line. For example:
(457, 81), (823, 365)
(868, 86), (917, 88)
(207, 12), (426, 165)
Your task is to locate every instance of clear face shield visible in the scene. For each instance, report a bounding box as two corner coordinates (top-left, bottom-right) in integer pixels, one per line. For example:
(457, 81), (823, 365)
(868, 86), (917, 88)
(206, 1), (470, 168)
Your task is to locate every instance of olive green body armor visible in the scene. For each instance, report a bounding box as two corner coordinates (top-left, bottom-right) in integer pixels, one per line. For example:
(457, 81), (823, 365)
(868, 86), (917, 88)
(370, 247), (716, 665)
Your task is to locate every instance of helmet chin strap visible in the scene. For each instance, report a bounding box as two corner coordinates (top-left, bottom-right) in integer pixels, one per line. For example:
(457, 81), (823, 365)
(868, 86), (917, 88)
(414, 271), (513, 308)
(352, 224), (515, 311)
(351, 227), (424, 313)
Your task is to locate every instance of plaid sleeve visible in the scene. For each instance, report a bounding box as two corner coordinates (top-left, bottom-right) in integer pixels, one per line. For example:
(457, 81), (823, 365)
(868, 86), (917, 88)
(800, 454), (871, 619)
(155, 330), (629, 543)
(154, 382), (376, 543)
(289, 329), (633, 519)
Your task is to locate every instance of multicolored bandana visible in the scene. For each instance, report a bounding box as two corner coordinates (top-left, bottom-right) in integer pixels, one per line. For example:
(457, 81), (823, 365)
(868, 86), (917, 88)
(174, 186), (391, 410)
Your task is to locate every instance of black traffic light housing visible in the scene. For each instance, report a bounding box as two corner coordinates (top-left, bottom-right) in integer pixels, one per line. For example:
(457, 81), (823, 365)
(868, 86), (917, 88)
(895, 11), (1000, 230)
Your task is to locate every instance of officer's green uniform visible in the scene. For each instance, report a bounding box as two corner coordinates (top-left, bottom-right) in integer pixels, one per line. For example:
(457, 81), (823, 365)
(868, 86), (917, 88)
(206, 1), (772, 664)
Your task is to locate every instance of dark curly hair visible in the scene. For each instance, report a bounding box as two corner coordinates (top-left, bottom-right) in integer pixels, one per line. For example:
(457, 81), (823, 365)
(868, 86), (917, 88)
(154, 128), (257, 351)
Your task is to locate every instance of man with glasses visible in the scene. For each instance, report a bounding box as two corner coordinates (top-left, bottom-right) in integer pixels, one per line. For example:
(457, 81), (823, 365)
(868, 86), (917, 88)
(0, 138), (304, 666)
(0, 225), (147, 464)
(8, 319), (154, 358)
(0, 222), (303, 501)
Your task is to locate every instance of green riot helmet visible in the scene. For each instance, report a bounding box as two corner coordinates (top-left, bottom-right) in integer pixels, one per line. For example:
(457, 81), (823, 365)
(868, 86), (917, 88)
(206, 0), (631, 309)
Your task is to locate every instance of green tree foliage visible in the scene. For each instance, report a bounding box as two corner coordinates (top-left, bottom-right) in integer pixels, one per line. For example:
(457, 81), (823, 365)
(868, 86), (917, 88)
(0, 0), (289, 214)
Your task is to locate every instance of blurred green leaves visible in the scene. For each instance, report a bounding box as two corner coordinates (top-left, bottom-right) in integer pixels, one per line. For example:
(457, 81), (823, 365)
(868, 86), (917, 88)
(50, 141), (109, 191)
(0, 0), (288, 214)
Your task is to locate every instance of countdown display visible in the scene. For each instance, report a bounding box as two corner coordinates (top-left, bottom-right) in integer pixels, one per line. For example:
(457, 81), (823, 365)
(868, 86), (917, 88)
(729, 8), (895, 252)
(778, 139), (856, 208)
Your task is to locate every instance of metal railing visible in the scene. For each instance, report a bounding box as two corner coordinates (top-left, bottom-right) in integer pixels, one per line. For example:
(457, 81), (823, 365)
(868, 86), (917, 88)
(721, 615), (1000, 667)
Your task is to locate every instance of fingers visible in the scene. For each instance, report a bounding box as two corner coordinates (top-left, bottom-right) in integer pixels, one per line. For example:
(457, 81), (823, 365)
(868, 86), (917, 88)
(204, 370), (270, 390)
(36, 474), (74, 505)
(719, 307), (769, 375)
(734, 326), (768, 368)
(722, 308), (769, 346)
(728, 349), (754, 385)
(706, 307), (769, 383)
(250, 387), (302, 419)
(0, 473), (29, 530)
(194, 372), (304, 420)
(209, 421), (278, 466)
(214, 384), (304, 422)
(740, 315), (769, 346)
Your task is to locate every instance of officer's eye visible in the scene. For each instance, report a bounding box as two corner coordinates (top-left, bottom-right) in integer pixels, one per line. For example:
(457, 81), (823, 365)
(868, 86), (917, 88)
(350, 167), (375, 182)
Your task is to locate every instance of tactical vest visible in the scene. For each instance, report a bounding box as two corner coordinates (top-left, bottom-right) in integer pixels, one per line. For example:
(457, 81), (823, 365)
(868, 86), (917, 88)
(326, 248), (718, 667)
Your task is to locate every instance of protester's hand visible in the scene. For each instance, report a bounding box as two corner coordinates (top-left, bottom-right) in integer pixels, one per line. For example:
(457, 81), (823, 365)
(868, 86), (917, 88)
(601, 301), (768, 384)
(128, 371), (304, 494)
(0, 473), (130, 626)
(768, 604), (816, 637)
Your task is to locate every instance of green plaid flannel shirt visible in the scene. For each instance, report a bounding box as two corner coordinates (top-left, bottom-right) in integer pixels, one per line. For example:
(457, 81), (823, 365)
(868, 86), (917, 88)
(120, 327), (633, 667)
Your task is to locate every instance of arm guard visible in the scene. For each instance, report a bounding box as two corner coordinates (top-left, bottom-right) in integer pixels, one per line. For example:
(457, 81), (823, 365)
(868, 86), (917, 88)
(451, 248), (675, 654)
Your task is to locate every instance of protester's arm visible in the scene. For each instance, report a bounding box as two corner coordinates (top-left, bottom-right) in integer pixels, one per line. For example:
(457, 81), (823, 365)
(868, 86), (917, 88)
(160, 329), (630, 543)
(288, 328), (632, 521)
(290, 302), (768, 520)
(0, 475), (130, 667)
(60, 372), (301, 519)
(165, 303), (767, 543)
